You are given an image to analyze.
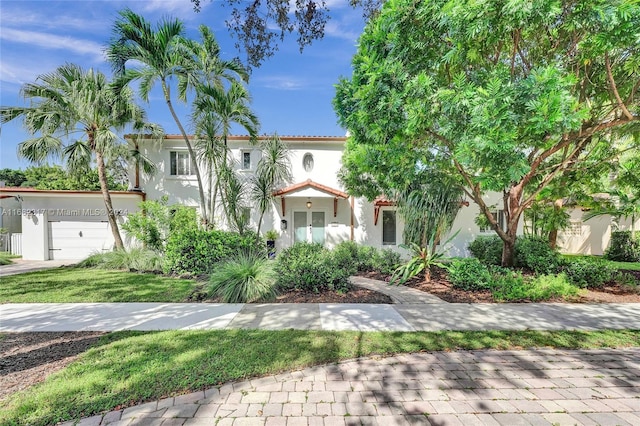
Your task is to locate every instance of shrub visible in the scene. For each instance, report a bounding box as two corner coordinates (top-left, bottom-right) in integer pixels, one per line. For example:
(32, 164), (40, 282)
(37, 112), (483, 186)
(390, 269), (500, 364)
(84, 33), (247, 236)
(208, 253), (278, 303)
(330, 242), (401, 276)
(122, 197), (197, 252)
(563, 257), (616, 289)
(605, 231), (640, 262)
(447, 258), (493, 291)
(275, 243), (350, 293)
(372, 249), (402, 275)
(468, 235), (503, 266)
(491, 270), (527, 301)
(492, 273), (579, 302)
(614, 272), (639, 291)
(78, 248), (164, 272)
(514, 236), (561, 274)
(164, 230), (262, 276)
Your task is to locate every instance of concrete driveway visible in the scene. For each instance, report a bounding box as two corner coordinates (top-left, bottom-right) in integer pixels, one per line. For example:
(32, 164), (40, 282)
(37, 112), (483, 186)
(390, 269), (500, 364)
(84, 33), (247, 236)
(0, 258), (75, 277)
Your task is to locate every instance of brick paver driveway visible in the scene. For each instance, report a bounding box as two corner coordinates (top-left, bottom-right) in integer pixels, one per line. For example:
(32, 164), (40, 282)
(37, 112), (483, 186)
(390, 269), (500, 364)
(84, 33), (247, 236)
(69, 347), (640, 426)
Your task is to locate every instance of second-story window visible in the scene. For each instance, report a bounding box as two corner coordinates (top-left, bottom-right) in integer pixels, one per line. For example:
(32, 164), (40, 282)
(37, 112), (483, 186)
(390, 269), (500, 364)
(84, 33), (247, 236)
(242, 151), (251, 170)
(303, 153), (314, 172)
(170, 151), (195, 176)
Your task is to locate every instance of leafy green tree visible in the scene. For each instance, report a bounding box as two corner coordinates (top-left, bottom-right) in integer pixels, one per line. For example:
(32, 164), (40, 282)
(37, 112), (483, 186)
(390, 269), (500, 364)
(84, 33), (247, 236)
(0, 64), (151, 249)
(334, 0), (640, 266)
(0, 169), (26, 187)
(22, 165), (126, 191)
(190, 0), (381, 67)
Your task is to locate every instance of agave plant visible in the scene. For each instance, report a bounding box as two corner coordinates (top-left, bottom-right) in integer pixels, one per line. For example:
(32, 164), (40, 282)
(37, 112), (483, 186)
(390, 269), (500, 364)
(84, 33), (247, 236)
(390, 231), (459, 285)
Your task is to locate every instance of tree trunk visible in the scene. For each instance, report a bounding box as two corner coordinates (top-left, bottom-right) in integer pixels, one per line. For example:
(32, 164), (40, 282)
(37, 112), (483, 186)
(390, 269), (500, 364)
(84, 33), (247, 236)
(96, 150), (125, 250)
(548, 228), (558, 249)
(423, 267), (431, 283)
(162, 80), (208, 226)
(501, 236), (516, 267)
(256, 210), (265, 235)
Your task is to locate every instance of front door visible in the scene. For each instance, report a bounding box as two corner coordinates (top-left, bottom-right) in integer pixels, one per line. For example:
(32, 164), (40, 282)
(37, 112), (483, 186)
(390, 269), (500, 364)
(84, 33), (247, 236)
(293, 211), (325, 244)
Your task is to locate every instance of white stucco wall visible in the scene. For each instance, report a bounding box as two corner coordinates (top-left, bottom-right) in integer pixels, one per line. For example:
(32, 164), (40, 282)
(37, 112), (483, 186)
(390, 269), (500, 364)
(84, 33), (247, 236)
(133, 134), (527, 257)
(2, 191), (143, 260)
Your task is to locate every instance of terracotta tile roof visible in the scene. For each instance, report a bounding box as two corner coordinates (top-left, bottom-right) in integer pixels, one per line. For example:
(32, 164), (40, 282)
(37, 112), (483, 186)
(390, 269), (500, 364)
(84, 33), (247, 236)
(273, 179), (349, 198)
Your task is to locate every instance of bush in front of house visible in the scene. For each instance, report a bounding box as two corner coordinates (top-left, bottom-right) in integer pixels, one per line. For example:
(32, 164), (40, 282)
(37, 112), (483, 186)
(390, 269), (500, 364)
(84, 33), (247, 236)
(275, 242), (351, 293)
(492, 273), (579, 302)
(79, 248), (164, 272)
(208, 252), (278, 303)
(164, 229), (263, 276)
(605, 231), (640, 262)
(468, 235), (503, 266)
(331, 241), (402, 276)
(447, 258), (493, 291)
(514, 236), (561, 274)
(562, 257), (616, 289)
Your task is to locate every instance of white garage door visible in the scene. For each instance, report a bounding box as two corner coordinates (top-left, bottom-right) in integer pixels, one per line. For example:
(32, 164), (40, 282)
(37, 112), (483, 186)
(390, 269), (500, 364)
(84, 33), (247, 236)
(48, 221), (111, 260)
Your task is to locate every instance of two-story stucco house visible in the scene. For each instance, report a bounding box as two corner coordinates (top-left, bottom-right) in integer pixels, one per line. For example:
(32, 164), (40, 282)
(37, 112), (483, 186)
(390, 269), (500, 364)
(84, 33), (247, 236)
(133, 134), (515, 257)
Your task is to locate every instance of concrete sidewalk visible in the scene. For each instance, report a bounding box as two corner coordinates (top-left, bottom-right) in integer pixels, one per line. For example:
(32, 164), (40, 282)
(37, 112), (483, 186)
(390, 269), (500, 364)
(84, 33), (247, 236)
(63, 348), (640, 426)
(2, 302), (640, 332)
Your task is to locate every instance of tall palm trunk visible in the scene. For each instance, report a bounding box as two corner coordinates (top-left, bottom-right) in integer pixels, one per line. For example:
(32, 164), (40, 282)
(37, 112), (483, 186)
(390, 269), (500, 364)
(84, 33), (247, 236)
(162, 80), (208, 226)
(96, 149), (125, 250)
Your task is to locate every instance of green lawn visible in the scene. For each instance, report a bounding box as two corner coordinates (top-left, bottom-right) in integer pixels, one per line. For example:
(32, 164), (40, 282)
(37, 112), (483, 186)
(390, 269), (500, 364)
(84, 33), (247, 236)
(0, 268), (198, 303)
(1, 329), (639, 426)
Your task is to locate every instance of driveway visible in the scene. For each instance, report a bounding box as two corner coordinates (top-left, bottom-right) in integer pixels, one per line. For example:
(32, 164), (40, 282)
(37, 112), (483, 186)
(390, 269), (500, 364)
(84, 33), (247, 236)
(0, 259), (76, 277)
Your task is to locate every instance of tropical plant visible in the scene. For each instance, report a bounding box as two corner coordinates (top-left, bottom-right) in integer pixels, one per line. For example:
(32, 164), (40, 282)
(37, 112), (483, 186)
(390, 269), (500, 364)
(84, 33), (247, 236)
(391, 231), (458, 284)
(264, 229), (279, 241)
(394, 171), (463, 253)
(78, 247), (164, 272)
(108, 9), (241, 226)
(334, 0), (640, 267)
(447, 258), (494, 291)
(208, 252), (278, 303)
(252, 133), (292, 234)
(0, 64), (154, 249)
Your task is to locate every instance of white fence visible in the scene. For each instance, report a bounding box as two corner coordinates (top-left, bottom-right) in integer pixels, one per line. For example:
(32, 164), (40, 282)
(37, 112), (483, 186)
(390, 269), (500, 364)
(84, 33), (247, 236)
(10, 233), (22, 256)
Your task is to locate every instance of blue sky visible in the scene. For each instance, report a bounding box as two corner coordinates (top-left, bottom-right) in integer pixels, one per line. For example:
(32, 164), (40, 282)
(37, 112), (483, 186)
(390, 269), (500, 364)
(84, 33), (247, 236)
(0, 0), (364, 170)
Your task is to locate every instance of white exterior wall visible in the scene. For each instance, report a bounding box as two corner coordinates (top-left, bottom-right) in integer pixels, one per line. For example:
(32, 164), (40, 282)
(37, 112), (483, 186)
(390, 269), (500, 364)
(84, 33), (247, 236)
(558, 209), (640, 256)
(7, 192), (143, 260)
(135, 135), (527, 257)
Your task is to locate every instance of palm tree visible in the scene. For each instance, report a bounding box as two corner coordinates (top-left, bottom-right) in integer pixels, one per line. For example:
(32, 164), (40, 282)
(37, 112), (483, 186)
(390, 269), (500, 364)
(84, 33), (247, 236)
(192, 81), (259, 230)
(251, 133), (292, 234)
(194, 81), (259, 147)
(107, 9), (211, 223)
(0, 64), (151, 249)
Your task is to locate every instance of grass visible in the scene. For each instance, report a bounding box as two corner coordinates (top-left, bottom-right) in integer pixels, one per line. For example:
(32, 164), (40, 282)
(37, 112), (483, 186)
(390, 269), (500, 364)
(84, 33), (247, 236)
(0, 251), (19, 266)
(1, 329), (638, 426)
(0, 268), (197, 303)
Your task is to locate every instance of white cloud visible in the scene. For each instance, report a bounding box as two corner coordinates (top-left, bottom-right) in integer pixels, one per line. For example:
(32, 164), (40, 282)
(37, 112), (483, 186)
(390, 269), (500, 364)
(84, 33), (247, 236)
(0, 28), (106, 62)
(256, 76), (308, 90)
(0, 8), (107, 32)
(140, 0), (204, 16)
(324, 21), (361, 41)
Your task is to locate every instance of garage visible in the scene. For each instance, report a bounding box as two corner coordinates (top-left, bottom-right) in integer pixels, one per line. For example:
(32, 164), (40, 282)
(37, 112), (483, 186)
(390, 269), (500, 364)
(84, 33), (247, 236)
(0, 188), (144, 260)
(47, 220), (111, 260)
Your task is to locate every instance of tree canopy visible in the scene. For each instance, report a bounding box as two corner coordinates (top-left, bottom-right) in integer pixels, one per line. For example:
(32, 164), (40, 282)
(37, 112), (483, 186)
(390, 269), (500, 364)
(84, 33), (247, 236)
(190, 0), (382, 67)
(334, 0), (640, 265)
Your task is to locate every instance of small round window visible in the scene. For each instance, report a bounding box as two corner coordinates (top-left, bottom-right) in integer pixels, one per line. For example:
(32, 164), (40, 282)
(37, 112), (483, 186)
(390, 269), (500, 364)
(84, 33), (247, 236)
(303, 153), (314, 172)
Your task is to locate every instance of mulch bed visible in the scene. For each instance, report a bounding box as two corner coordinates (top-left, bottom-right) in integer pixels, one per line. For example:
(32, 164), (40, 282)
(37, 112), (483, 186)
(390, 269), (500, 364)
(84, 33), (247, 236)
(359, 267), (640, 303)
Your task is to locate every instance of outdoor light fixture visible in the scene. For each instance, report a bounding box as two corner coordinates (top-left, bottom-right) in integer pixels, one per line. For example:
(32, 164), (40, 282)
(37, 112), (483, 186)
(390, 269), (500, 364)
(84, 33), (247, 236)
(306, 198), (312, 209)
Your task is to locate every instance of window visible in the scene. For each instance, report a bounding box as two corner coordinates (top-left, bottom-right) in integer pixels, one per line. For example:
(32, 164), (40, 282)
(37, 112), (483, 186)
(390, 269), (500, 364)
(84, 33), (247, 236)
(170, 151), (195, 176)
(303, 153), (314, 172)
(382, 210), (396, 245)
(242, 151), (251, 170)
(480, 210), (505, 232)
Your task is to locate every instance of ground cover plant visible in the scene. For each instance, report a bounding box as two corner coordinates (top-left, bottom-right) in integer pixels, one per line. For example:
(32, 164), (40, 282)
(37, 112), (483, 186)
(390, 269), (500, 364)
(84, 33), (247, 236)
(0, 268), (197, 303)
(1, 329), (639, 426)
(0, 251), (18, 266)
